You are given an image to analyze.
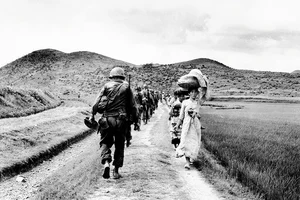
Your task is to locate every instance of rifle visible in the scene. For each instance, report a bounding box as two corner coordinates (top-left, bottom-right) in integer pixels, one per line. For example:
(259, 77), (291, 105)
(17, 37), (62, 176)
(126, 73), (133, 123)
(128, 74), (131, 89)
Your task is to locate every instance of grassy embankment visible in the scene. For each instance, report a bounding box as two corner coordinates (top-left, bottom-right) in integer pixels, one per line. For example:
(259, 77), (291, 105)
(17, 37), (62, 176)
(0, 87), (93, 181)
(201, 102), (300, 200)
(0, 87), (62, 118)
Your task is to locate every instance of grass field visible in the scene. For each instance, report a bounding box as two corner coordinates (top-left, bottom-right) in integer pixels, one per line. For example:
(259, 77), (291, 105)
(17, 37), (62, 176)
(201, 102), (300, 200)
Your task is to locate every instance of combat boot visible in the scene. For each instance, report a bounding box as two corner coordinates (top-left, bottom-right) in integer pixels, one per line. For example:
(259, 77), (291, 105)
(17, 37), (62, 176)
(113, 167), (122, 179)
(102, 161), (110, 179)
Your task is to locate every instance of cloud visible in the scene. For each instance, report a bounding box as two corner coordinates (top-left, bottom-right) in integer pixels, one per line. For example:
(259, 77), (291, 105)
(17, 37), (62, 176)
(209, 26), (300, 55)
(111, 8), (210, 44)
(1, 0), (300, 72)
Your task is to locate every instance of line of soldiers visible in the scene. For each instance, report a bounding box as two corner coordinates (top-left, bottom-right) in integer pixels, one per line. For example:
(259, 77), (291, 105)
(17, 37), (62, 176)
(87, 67), (166, 179)
(133, 84), (161, 131)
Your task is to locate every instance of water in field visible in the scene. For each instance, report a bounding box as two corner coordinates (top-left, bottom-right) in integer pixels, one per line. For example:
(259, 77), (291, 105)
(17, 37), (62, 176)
(203, 101), (300, 125)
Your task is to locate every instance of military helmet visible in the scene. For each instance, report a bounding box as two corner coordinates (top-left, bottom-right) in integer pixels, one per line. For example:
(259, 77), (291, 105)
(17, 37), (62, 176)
(109, 67), (125, 79)
(84, 117), (98, 129)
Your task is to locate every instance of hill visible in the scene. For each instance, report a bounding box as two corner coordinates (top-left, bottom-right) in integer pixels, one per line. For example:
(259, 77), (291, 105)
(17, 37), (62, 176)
(0, 87), (61, 118)
(291, 70), (300, 74)
(173, 58), (232, 70)
(0, 49), (135, 103)
(129, 62), (300, 98)
(0, 49), (300, 104)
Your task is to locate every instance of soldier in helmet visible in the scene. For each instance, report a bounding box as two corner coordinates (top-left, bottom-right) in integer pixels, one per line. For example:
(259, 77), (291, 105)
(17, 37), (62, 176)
(154, 90), (159, 109)
(91, 66), (138, 179)
(141, 84), (150, 124)
(133, 86), (143, 131)
(149, 89), (156, 116)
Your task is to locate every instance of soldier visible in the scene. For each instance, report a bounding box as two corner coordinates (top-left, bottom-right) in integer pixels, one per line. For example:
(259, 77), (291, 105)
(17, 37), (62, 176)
(91, 67), (138, 179)
(149, 89), (156, 116)
(154, 90), (159, 109)
(141, 84), (150, 124)
(161, 92), (166, 104)
(134, 86), (143, 131)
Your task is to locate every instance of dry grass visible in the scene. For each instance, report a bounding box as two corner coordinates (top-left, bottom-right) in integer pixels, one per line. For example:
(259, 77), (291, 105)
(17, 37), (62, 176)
(0, 87), (61, 119)
(35, 138), (102, 200)
(0, 100), (92, 181)
(201, 102), (300, 199)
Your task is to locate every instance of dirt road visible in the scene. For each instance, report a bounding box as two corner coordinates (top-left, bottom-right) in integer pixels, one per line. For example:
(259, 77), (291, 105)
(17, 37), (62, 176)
(0, 102), (225, 200)
(87, 105), (223, 200)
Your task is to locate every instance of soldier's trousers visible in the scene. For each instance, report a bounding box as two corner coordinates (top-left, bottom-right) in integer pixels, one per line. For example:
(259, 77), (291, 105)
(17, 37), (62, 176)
(99, 116), (126, 167)
(142, 105), (149, 122)
(136, 107), (143, 127)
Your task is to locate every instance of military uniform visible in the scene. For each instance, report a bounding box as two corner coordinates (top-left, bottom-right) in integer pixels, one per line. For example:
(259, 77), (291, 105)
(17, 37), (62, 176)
(92, 67), (138, 179)
(134, 87), (143, 131)
(141, 85), (150, 124)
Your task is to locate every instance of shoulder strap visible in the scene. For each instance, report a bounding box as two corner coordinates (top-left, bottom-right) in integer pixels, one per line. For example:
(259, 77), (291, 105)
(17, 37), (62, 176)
(106, 82), (124, 103)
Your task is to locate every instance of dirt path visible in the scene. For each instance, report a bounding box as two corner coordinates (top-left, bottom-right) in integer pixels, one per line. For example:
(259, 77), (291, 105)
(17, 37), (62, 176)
(0, 100), (92, 171)
(0, 131), (97, 200)
(87, 104), (223, 200)
(0, 100), (93, 199)
(0, 103), (224, 199)
(0, 101), (88, 134)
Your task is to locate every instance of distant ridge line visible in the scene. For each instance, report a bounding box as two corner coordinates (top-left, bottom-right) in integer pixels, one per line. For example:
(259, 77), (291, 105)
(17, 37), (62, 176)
(172, 58), (232, 69)
(291, 70), (300, 74)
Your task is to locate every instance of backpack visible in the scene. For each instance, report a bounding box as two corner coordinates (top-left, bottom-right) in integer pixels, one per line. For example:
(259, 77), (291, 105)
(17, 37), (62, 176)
(97, 83), (124, 114)
(97, 95), (108, 114)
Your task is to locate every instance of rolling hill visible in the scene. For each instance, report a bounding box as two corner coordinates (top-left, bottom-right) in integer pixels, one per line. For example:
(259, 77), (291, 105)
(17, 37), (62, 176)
(291, 70), (300, 74)
(0, 49), (300, 105)
(130, 62), (300, 98)
(173, 58), (232, 69)
(0, 49), (135, 103)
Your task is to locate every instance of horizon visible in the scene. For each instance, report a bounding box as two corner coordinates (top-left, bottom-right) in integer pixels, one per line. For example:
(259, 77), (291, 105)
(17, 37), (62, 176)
(0, 48), (298, 73)
(1, 0), (300, 73)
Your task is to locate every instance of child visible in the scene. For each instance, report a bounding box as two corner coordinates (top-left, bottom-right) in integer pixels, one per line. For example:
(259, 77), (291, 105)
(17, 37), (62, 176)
(169, 90), (186, 149)
(174, 87), (202, 169)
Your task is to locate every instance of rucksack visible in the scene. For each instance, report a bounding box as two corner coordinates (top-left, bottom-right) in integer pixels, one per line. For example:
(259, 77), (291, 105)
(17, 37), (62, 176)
(97, 83), (124, 114)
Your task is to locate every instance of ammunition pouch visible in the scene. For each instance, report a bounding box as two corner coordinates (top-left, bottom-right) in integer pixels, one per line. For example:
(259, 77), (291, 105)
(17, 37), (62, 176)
(119, 113), (127, 121)
(103, 111), (128, 121)
(98, 117), (109, 131)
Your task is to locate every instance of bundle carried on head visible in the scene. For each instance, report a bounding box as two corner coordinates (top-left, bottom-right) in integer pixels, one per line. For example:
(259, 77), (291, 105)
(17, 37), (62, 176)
(177, 69), (209, 102)
(173, 87), (189, 96)
(177, 76), (200, 89)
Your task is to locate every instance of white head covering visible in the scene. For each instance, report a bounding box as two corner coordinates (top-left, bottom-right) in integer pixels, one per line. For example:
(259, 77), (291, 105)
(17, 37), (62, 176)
(185, 69), (207, 87)
(178, 69), (209, 104)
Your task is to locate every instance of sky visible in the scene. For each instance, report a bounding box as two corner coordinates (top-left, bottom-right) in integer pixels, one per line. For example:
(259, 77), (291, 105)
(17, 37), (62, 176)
(0, 0), (300, 73)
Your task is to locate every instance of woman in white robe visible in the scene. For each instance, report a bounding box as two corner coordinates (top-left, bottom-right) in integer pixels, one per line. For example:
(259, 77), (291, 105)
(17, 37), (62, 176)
(174, 88), (202, 169)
